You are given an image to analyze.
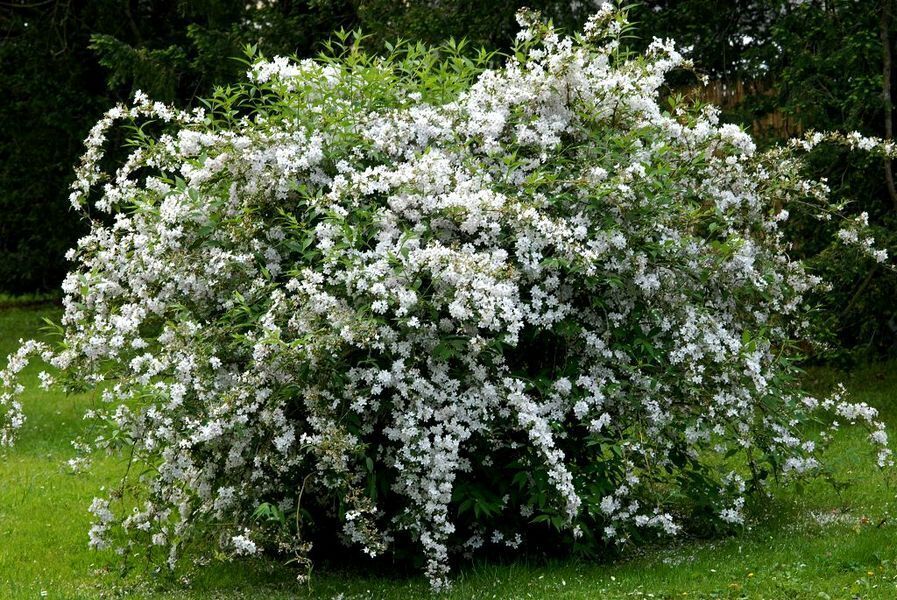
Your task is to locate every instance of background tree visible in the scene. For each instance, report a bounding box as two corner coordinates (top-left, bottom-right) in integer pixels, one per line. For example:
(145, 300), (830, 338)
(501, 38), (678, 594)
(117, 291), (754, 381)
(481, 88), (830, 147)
(631, 0), (897, 358)
(0, 0), (353, 293)
(2, 0), (896, 357)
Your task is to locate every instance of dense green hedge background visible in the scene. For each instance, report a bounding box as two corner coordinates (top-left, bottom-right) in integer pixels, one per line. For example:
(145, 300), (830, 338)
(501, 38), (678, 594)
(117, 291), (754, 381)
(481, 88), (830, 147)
(2, 0), (896, 356)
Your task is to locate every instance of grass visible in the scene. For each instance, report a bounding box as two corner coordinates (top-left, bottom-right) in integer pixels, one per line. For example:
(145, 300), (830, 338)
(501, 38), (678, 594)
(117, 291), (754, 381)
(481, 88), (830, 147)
(1, 304), (896, 599)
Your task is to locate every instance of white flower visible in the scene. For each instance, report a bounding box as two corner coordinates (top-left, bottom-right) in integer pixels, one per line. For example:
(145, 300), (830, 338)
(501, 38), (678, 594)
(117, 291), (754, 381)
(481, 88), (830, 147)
(231, 531), (258, 556)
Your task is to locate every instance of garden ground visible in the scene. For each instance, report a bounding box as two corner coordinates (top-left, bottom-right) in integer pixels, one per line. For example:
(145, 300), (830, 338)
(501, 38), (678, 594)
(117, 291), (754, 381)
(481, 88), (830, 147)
(1, 303), (896, 599)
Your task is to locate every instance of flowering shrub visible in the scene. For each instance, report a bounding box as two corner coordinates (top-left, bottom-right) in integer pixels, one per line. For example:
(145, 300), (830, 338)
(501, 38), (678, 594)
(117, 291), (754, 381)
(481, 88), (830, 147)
(1, 5), (894, 590)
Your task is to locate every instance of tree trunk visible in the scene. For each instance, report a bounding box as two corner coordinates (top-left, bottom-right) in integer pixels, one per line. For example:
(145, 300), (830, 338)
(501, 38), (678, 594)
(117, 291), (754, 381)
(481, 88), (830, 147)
(880, 0), (897, 211)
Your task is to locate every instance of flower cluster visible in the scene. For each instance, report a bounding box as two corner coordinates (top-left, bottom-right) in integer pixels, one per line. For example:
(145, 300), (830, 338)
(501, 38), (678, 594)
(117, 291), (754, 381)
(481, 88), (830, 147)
(1, 6), (892, 590)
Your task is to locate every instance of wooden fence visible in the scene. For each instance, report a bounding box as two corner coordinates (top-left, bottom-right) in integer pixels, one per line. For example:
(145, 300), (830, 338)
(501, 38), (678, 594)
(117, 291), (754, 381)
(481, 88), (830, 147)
(684, 79), (803, 139)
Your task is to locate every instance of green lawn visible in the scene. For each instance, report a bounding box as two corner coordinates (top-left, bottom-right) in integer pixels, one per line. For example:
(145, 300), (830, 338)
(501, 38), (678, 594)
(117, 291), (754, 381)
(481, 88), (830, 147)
(1, 303), (896, 599)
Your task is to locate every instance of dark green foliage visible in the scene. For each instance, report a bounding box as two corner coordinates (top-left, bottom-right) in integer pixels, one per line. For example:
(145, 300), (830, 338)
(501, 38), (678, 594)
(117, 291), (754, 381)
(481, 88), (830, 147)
(0, 0), (586, 295)
(631, 0), (897, 358)
(629, 0), (777, 79)
(88, 1), (357, 101)
(0, 2), (101, 292)
(355, 0), (592, 48)
(0, 0), (354, 293)
(760, 3), (897, 359)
